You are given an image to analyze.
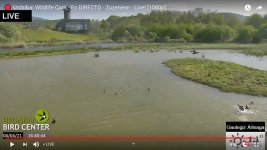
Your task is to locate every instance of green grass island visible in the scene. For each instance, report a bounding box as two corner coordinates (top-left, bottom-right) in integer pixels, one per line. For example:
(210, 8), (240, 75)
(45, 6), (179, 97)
(164, 58), (267, 97)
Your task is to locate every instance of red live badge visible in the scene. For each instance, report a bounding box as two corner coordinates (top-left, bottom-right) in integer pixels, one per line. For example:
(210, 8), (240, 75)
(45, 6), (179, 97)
(4, 4), (12, 10)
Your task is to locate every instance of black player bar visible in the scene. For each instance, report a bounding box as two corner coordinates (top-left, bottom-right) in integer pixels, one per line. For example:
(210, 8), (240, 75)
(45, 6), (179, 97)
(0, 10), (32, 22)
(226, 121), (265, 132)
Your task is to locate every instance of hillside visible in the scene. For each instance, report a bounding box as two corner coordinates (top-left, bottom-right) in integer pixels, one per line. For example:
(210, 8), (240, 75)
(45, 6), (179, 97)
(20, 26), (95, 43)
(0, 23), (97, 45)
(222, 12), (248, 23)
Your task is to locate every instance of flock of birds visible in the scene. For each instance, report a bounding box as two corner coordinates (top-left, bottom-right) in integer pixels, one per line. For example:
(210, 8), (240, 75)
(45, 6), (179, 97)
(189, 49), (265, 137)
(49, 88), (151, 125)
(49, 49), (267, 136)
(237, 104), (250, 111)
(237, 101), (254, 111)
(190, 50), (199, 54)
(237, 102), (267, 135)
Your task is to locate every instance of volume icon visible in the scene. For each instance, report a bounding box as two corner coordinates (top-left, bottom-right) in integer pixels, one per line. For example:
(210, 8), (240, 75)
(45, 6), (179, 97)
(33, 142), (39, 147)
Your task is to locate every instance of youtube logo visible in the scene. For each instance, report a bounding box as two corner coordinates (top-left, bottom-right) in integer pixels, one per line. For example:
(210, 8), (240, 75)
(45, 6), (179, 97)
(0, 4), (32, 22)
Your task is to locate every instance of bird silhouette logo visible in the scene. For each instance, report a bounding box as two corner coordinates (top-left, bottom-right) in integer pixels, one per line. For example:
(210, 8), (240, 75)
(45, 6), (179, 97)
(35, 109), (49, 123)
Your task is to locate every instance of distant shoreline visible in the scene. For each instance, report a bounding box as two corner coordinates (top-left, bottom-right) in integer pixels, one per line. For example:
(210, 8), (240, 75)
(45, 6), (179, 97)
(0, 41), (113, 49)
(0, 43), (266, 59)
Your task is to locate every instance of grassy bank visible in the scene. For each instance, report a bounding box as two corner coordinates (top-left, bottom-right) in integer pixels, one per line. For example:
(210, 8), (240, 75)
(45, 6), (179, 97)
(242, 44), (267, 56)
(164, 58), (267, 97)
(0, 46), (124, 59)
(122, 43), (267, 56)
(0, 24), (99, 49)
(0, 43), (266, 59)
(21, 28), (95, 43)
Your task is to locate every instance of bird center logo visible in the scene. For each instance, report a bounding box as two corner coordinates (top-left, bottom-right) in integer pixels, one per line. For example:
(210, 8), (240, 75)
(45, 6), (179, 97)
(35, 109), (49, 123)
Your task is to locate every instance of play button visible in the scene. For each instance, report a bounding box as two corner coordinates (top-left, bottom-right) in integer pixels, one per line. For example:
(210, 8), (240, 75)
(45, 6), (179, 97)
(10, 142), (14, 147)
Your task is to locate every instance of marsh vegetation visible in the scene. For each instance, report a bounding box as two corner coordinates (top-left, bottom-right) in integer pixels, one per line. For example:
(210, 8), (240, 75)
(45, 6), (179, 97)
(164, 58), (267, 96)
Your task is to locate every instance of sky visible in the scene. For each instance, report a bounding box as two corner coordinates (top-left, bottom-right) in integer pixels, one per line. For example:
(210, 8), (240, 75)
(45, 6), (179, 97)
(0, 0), (266, 20)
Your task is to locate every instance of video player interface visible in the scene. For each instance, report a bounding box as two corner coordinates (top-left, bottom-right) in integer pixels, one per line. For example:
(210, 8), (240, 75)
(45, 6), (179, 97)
(0, 0), (266, 150)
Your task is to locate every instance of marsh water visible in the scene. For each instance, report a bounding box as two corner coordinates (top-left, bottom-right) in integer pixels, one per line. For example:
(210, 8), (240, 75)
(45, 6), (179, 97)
(0, 49), (266, 149)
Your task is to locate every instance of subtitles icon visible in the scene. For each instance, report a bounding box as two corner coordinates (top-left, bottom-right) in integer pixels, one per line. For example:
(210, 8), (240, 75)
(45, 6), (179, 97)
(244, 4), (251, 11)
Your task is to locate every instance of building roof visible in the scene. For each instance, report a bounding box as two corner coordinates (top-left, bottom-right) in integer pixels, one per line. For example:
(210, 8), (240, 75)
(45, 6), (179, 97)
(59, 19), (89, 23)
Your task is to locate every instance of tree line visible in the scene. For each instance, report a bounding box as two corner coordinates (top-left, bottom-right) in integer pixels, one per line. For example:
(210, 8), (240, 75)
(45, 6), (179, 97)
(0, 8), (266, 44)
(97, 9), (267, 43)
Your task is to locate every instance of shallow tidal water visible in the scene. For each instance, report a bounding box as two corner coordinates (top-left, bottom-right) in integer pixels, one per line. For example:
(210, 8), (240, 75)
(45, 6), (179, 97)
(0, 50), (266, 149)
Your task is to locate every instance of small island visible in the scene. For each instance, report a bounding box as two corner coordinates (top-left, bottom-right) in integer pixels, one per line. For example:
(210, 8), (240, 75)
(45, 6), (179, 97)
(164, 58), (267, 97)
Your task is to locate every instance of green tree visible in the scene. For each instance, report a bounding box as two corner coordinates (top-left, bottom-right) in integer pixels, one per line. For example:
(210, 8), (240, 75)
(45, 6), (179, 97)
(0, 23), (22, 43)
(0, 33), (7, 42)
(88, 20), (101, 34)
(246, 14), (264, 28)
(224, 15), (240, 28)
(257, 23), (267, 39)
(100, 20), (110, 32)
(236, 25), (256, 43)
(253, 23), (267, 43)
(106, 16), (120, 29)
(194, 24), (234, 43)
(147, 32), (157, 41)
(126, 26), (145, 39)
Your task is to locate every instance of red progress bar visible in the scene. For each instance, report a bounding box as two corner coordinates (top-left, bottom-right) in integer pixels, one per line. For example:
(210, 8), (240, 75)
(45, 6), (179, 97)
(21, 136), (255, 141)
